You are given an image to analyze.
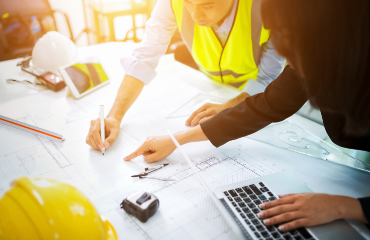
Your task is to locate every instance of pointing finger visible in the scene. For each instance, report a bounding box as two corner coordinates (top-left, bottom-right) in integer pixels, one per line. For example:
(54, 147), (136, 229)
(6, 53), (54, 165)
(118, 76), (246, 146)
(124, 144), (147, 161)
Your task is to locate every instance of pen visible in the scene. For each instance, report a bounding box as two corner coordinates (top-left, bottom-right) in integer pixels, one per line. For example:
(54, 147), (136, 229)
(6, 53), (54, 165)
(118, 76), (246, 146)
(145, 163), (169, 171)
(131, 166), (165, 177)
(131, 163), (170, 177)
(139, 176), (176, 181)
(100, 105), (105, 155)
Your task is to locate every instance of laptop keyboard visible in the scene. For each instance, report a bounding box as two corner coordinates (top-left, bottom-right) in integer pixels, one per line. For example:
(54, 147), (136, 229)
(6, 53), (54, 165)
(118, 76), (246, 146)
(224, 182), (315, 240)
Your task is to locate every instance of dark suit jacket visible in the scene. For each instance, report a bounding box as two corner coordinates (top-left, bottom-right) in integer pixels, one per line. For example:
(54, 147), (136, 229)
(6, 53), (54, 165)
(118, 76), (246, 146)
(200, 65), (370, 224)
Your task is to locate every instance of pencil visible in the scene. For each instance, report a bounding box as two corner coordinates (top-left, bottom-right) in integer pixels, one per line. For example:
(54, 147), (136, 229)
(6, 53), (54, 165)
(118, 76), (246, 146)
(100, 105), (105, 155)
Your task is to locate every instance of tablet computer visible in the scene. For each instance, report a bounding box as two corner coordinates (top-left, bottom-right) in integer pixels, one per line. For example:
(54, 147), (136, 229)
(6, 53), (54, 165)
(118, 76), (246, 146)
(59, 56), (110, 99)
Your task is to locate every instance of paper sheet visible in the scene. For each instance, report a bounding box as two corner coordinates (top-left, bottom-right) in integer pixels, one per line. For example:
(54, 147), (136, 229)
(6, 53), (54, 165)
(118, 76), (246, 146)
(1, 71), (370, 240)
(0, 72), (281, 240)
(93, 135), (370, 240)
(93, 139), (280, 240)
(247, 121), (370, 172)
(167, 93), (228, 119)
(0, 73), (200, 198)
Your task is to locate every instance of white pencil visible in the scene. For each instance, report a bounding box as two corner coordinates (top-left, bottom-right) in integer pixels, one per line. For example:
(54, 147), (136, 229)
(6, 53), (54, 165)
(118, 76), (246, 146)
(100, 105), (105, 155)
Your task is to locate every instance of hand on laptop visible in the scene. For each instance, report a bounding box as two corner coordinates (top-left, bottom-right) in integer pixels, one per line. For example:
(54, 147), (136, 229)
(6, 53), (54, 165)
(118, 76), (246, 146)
(124, 135), (176, 163)
(257, 193), (368, 231)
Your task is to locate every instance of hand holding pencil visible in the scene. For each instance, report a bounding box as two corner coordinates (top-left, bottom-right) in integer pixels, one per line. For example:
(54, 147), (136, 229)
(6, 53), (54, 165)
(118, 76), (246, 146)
(100, 105), (105, 155)
(85, 108), (120, 153)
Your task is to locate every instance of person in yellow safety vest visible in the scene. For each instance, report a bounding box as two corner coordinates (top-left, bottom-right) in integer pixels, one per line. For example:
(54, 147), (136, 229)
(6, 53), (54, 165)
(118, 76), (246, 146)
(0, 177), (117, 240)
(85, 0), (285, 153)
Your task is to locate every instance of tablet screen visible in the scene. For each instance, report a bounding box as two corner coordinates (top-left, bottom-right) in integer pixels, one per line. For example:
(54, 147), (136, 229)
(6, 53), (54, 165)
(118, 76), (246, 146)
(64, 57), (109, 94)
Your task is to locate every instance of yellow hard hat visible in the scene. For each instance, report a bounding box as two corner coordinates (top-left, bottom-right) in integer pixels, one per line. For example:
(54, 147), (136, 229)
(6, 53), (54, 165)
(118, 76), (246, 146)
(0, 177), (117, 240)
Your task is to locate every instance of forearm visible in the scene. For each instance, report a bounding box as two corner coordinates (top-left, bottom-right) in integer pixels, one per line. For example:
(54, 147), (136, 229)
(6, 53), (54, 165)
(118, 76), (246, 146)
(337, 196), (369, 224)
(200, 66), (308, 148)
(175, 125), (209, 145)
(224, 92), (250, 108)
(107, 75), (145, 121)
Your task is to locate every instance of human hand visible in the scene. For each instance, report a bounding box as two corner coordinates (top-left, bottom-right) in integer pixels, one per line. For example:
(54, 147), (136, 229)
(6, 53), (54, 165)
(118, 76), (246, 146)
(124, 135), (177, 163)
(185, 102), (228, 127)
(258, 193), (366, 231)
(86, 117), (121, 151)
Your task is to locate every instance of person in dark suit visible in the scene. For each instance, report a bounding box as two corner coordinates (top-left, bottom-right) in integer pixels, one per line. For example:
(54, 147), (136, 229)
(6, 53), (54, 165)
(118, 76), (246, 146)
(124, 0), (370, 231)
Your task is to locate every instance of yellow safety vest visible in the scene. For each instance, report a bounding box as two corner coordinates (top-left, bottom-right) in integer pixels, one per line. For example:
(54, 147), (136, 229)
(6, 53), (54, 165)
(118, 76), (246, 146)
(171, 0), (269, 89)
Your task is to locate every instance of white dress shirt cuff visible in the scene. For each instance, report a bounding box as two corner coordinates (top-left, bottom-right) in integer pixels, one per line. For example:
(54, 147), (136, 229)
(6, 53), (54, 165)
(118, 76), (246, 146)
(120, 56), (157, 85)
(242, 79), (267, 96)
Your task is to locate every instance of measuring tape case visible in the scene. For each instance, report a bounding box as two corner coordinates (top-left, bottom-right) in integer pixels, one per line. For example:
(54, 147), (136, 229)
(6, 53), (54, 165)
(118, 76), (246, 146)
(120, 192), (159, 223)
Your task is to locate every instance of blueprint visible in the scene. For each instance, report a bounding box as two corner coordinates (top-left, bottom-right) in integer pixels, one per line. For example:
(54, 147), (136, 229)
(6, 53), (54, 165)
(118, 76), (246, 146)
(92, 139), (280, 240)
(1, 70), (370, 240)
(0, 74), (201, 198)
(0, 71), (282, 239)
(247, 121), (370, 172)
(167, 93), (228, 119)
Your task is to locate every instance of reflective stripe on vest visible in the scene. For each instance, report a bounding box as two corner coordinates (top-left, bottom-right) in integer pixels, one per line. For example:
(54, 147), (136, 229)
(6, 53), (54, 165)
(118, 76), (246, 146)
(171, 0), (269, 90)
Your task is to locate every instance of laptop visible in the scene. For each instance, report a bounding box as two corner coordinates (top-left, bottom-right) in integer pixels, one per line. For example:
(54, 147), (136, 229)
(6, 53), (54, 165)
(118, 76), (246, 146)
(167, 131), (365, 240)
(213, 171), (364, 240)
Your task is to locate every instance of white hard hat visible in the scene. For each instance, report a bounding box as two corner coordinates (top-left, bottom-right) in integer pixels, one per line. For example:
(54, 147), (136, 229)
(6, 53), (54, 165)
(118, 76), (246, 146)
(31, 31), (78, 75)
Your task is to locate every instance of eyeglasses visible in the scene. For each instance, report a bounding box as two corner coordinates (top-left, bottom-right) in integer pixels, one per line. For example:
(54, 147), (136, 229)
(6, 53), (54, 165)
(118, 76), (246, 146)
(6, 79), (43, 86)
(16, 56), (32, 68)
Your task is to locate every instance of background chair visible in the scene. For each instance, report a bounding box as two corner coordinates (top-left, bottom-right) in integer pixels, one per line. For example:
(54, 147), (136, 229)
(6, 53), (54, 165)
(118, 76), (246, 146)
(0, 0), (74, 61)
(86, 0), (151, 43)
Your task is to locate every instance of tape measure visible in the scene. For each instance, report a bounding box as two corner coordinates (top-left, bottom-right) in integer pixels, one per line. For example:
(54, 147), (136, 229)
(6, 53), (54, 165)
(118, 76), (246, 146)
(120, 192), (159, 223)
(0, 115), (64, 142)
